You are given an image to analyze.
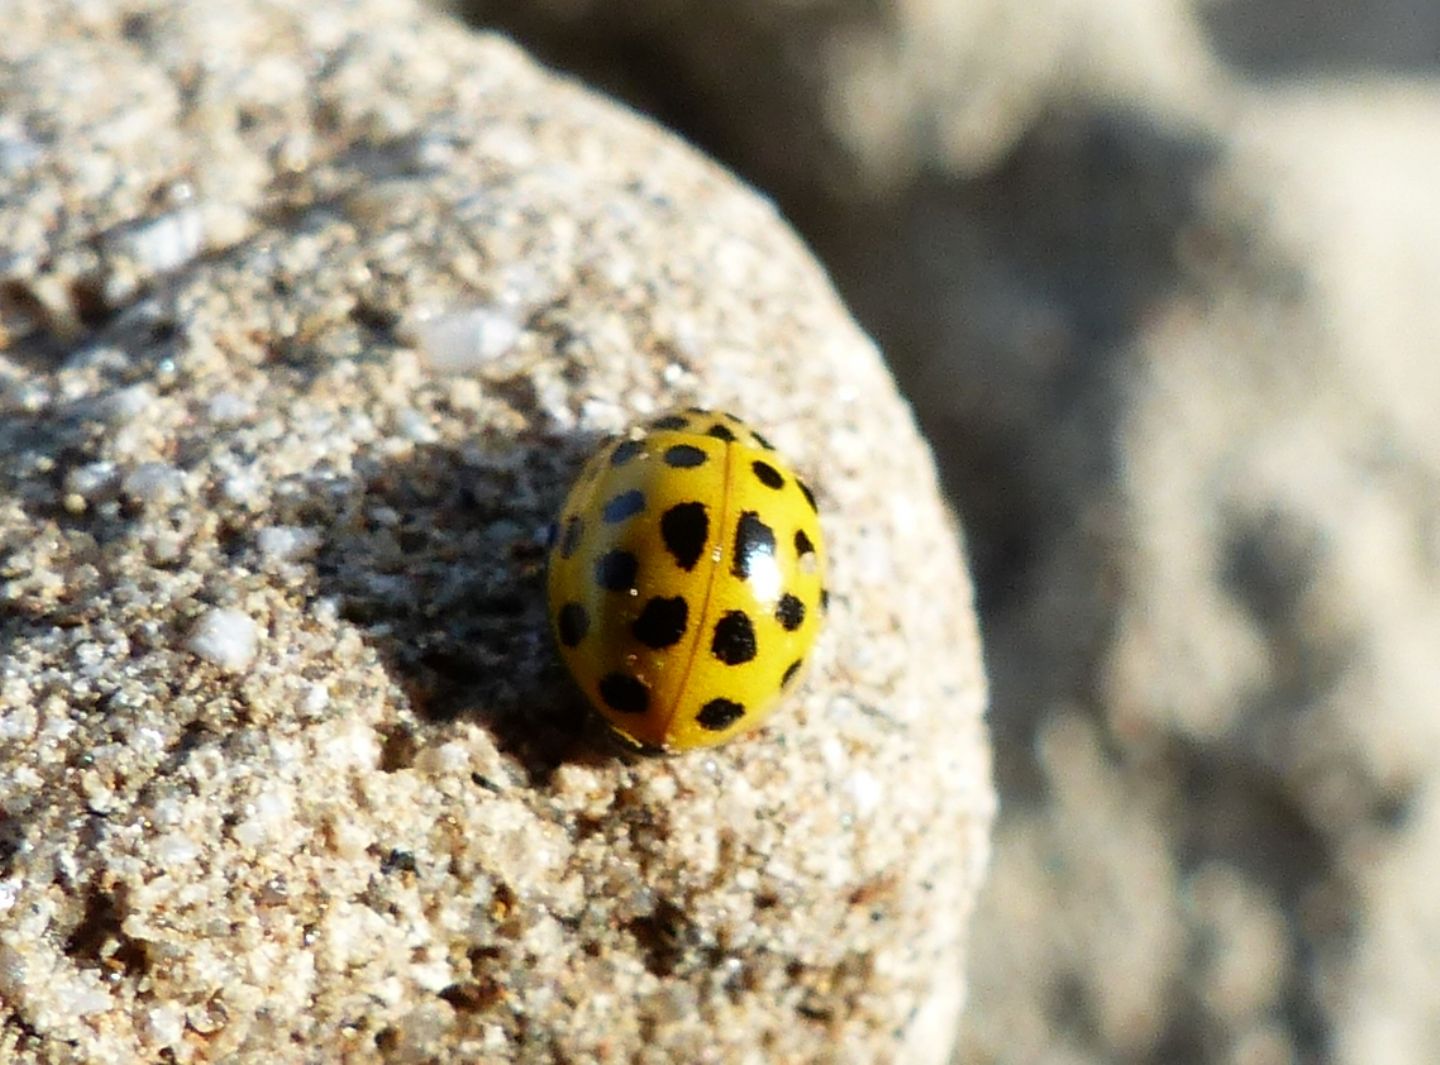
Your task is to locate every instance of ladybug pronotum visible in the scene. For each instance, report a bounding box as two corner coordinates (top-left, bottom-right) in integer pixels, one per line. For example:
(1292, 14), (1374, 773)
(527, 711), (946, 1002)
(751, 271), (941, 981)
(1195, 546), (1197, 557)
(547, 409), (827, 751)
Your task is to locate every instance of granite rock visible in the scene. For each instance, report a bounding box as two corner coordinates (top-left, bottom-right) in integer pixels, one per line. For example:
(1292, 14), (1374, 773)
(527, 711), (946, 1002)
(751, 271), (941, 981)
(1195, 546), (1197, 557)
(453, 0), (1440, 1061)
(0, 2), (991, 1062)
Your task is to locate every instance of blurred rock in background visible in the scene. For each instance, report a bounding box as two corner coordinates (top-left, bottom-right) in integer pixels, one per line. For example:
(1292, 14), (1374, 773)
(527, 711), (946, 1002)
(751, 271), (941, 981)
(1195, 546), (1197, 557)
(451, 0), (1440, 1062)
(1204, 0), (1440, 76)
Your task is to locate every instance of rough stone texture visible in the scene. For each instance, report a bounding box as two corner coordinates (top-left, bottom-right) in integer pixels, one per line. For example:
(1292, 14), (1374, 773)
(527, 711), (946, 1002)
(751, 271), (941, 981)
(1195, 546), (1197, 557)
(0, 2), (992, 1063)
(448, 2), (1440, 1064)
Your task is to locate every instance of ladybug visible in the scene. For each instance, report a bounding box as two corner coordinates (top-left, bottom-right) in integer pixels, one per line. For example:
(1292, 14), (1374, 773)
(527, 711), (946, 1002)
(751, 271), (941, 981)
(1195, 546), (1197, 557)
(547, 409), (827, 751)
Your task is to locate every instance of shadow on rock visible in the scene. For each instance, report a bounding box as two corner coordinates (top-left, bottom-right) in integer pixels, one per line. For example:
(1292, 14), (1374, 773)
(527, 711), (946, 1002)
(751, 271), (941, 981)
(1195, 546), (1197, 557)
(306, 416), (615, 782)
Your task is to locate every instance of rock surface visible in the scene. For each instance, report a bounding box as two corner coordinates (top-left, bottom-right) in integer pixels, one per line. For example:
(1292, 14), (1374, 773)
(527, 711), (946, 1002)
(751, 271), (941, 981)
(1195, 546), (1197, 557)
(0, 2), (991, 1063)
(448, 1), (1440, 1063)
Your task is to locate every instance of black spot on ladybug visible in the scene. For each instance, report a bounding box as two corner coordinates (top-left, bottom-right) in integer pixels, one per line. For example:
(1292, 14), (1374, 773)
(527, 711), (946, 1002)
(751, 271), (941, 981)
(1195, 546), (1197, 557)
(782, 660), (802, 687)
(711, 610), (757, 665)
(707, 423), (737, 442)
(664, 444), (707, 468)
(632, 596), (689, 649)
(794, 529), (815, 557)
(751, 430), (776, 450)
(661, 502), (708, 570)
(557, 603), (589, 647)
(751, 460), (784, 489)
(599, 672), (649, 714)
(798, 479), (818, 513)
(559, 516), (584, 558)
(776, 594), (805, 631)
(611, 439), (644, 466)
(602, 489), (646, 524)
(696, 698), (745, 731)
(595, 550), (638, 592)
(731, 511), (776, 581)
(820, 588), (830, 612)
(651, 414), (690, 430)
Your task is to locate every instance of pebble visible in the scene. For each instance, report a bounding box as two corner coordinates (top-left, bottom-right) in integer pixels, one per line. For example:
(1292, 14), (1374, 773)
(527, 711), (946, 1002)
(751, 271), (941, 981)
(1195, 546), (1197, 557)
(405, 305), (522, 373)
(186, 607), (260, 672)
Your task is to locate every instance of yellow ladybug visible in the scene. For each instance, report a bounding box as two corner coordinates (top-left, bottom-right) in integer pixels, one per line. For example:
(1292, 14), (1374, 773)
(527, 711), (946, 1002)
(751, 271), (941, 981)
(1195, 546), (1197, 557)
(547, 409), (827, 751)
